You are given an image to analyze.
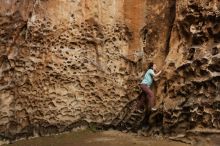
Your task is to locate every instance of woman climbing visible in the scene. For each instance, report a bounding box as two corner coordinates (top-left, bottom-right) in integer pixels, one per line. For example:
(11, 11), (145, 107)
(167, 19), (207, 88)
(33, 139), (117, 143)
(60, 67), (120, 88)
(140, 62), (161, 111)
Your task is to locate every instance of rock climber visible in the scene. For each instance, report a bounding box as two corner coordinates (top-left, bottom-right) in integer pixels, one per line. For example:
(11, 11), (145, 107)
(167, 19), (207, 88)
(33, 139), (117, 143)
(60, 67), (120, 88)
(140, 62), (161, 111)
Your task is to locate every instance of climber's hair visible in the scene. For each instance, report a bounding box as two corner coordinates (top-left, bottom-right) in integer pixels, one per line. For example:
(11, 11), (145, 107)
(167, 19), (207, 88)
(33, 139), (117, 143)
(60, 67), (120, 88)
(148, 62), (154, 70)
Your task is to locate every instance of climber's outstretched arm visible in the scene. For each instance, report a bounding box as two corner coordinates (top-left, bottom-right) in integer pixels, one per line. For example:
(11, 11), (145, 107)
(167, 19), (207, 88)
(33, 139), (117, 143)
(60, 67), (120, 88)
(154, 70), (162, 77)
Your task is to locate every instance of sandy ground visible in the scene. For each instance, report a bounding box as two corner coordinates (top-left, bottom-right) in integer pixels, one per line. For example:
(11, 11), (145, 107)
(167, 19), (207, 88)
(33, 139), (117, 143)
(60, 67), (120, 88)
(2, 130), (220, 146)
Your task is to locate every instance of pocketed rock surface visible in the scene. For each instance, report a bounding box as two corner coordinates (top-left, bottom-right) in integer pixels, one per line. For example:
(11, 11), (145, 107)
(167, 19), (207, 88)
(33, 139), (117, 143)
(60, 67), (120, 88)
(0, 0), (219, 142)
(153, 0), (220, 135)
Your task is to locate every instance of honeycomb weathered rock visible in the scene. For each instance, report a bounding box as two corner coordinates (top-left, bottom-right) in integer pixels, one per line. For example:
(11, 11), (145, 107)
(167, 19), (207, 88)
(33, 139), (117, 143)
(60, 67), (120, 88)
(0, 0), (147, 141)
(0, 0), (219, 143)
(149, 0), (220, 135)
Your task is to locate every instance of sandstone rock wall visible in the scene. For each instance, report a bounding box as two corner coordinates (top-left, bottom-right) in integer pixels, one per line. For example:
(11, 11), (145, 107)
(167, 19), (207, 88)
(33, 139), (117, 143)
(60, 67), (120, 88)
(152, 0), (220, 135)
(0, 0), (219, 142)
(0, 0), (147, 140)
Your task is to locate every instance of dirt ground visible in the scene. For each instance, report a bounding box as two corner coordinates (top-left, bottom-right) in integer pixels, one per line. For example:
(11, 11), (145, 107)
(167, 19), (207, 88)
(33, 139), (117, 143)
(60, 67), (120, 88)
(2, 130), (220, 146)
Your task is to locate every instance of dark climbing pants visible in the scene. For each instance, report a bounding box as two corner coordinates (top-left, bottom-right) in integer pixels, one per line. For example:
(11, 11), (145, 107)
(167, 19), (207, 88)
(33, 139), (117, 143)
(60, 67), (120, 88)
(140, 84), (155, 108)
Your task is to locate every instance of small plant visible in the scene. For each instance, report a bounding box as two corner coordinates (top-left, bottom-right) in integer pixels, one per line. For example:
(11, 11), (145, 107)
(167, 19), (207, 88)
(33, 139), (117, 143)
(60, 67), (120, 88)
(132, 87), (140, 92)
(88, 123), (97, 132)
(87, 123), (104, 133)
